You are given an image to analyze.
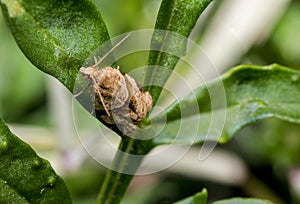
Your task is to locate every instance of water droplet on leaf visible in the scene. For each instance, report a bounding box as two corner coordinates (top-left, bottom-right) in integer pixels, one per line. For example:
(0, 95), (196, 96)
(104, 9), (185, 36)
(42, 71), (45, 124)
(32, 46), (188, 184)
(240, 100), (268, 117)
(47, 176), (57, 187)
(249, 100), (267, 109)
(32, 159), (42, 169)
(0, 139), (8, 154)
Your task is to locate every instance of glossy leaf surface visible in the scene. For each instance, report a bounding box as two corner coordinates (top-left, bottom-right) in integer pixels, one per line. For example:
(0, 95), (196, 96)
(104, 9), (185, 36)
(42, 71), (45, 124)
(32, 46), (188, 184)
(152, 64), (300, 145)
(145, 0), (213, 105)
(0, 117), (72, 203)
(0, 0), (110, 90)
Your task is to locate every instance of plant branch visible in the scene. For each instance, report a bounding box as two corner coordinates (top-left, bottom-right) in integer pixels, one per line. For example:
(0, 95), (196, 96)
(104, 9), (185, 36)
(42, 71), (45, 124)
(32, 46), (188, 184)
(96, 137), (153, 204)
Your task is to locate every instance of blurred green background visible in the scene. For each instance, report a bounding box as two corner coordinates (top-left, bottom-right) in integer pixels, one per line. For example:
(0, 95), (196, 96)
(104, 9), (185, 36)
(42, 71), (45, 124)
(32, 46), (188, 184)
(0, 11), (46, 124)
(1, 0), (300, 203)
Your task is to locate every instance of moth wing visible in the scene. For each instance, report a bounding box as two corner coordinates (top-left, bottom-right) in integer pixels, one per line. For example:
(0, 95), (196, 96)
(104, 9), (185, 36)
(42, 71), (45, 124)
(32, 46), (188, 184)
(124, 74), (140, 93)
(111, 74), (129, 108)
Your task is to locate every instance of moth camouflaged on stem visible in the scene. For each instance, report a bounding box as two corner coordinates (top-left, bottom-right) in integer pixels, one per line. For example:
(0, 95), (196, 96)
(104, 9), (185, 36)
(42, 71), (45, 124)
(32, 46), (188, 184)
(77, 34), (153, 135)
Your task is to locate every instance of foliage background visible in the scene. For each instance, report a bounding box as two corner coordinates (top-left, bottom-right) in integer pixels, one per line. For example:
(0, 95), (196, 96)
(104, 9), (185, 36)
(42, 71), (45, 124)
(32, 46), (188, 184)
(0, 0), (300, 203)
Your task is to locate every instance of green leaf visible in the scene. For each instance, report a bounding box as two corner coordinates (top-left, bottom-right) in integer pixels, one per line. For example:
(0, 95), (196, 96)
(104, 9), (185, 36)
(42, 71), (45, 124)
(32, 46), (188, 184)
(0, 178), (29, 204)
(0, 0), (110, 90)
(152, 64), (300, 145)
(174, 189), (208, 204)
(212, 198), (273, 204)
(145, 0), (213, 105)
(0, 117), (72, 203)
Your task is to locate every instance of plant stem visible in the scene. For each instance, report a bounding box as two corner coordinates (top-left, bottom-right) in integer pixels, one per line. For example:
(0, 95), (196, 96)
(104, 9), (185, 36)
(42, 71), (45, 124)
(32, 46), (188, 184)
(96, 137), (152, 204)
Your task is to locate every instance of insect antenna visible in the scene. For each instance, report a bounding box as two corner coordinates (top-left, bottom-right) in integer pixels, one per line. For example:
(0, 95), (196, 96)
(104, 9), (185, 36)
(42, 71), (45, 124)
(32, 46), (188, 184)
(93, 33), (131, 68)
(75, 33), (131, 98)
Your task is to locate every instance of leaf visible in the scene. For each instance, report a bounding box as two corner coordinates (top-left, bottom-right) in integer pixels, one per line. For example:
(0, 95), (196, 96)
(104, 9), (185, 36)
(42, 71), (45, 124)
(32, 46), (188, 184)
(151, 64), (300, 145)
(212, 198), (273, 204)
(0, 179), (29, 204)
(145, 0), (213, 105)
(174, 189), (208, 204)
(0, 117), (72, 203)
(0, 0), (110, 91)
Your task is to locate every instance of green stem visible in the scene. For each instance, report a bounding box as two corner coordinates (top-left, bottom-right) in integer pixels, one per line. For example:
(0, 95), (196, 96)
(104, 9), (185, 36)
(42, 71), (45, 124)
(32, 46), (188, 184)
(96, 137), (153, 204)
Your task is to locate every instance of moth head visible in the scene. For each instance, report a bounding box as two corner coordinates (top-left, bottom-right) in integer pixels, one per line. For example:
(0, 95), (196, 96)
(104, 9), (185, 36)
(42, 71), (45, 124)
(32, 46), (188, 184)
(79, 67), (92, 75)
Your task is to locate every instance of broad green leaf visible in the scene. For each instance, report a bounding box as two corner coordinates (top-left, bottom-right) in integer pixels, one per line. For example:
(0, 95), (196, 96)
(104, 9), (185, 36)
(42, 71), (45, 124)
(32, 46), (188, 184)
(174, 189), (208, 204)
(212, 198), (273, 204)
(0, 178), (29, 204)
(0, 0), (110, 90)
(145, 0), (213, 105)
(151, 64), (300, 145)
(0, 117), (72, 203)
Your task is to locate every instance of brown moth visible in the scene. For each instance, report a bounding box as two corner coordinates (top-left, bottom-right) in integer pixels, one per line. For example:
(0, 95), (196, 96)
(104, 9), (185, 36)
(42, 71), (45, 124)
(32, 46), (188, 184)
(78, 34), (152, 135)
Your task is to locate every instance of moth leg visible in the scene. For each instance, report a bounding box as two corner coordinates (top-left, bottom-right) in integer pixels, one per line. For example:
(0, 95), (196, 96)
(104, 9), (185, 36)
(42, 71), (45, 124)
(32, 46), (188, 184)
(74, 83), (91, 98)
(90, 75), (111, 117)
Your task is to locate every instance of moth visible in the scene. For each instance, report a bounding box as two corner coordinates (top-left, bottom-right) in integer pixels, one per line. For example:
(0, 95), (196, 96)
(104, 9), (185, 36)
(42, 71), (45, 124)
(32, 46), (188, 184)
(77, 34), (152, 135)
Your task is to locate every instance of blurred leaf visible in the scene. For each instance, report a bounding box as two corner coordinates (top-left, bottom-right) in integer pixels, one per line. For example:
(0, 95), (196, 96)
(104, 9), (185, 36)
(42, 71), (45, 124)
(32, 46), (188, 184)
(0, 0), (110, 91)
(174, 189), (208, 204)
(151, 64), (300, 145)
(0, 13), (45, 122)
(272, 1), (300, 67)
(235, 118), (300, 166)
(145, 0), (213, 105)
(94, 0), (154, 34)
(0, 117), (72, 203)
(212, 198), (273, 204)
